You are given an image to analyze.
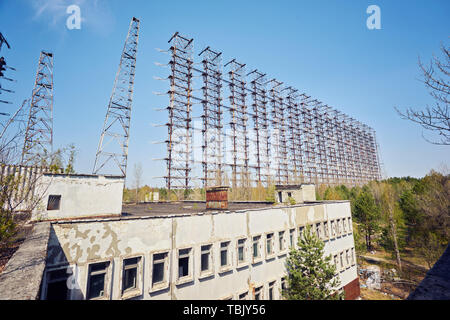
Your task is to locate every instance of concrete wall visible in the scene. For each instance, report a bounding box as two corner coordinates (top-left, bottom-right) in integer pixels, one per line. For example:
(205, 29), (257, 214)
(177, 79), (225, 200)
(32, 174), (124, 221)
(43, 201), (357, 300)
(275, 184), (317, 204)
(0, 222), (51, 300)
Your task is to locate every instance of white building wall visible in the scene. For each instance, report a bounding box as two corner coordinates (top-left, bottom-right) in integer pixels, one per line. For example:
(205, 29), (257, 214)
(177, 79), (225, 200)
(44, 201), (357, 300)
(32, 174), (124, 221)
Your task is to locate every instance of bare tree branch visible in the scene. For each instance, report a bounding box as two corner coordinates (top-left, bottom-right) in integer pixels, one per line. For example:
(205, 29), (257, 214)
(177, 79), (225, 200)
(396, 43), (450, 145)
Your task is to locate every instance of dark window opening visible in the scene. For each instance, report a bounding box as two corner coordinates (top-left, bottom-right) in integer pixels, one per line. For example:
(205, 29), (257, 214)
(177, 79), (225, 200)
(46, 268), (70, 300)
(178, 249), (190, 278)
(278, 192), (282, 203)
(122, 257), (140, 293)
(201, 245), (211, 272)
(47, 195), (61, 210)
(87, 262), (109, 299)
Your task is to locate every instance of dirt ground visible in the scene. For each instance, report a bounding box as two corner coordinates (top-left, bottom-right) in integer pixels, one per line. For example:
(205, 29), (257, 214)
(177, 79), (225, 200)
(357, 248), (429, 300)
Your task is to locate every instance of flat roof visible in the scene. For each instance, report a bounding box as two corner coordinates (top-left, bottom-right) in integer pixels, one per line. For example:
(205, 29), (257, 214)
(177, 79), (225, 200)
(122, 201), (275, 217)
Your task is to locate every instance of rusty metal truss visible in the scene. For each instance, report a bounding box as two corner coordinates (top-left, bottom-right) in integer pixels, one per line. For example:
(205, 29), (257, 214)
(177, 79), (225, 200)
(156, 32), (382, 193)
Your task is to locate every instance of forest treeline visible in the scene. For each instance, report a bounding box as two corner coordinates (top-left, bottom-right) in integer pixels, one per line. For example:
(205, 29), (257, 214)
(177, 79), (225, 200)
(317, 170), (449, 269)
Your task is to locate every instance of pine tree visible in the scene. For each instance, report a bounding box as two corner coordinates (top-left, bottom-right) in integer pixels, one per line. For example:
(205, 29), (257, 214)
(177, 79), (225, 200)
(282, 226), (344, 300)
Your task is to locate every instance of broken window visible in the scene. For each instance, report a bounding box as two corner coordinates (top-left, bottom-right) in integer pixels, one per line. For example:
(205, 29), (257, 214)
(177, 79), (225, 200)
(278, 192), (282, 203)
(345, 250), (350, 267)
(266, 233), (274, 256)
(201, 244), (212, 273)
(324, 221), (329, 238)
(122, 257), (140, 294)
(45, 268), (70, 300)
(152, 252), (167, 285)
(47, 195), (61, 211)
(336, 219), (341, 236)
(278, 231), (285, 251)
(342, 218), (347, 233)
(220, 241), (230, 267)
(178, 248), (191, 278)
(87, 261), (109, 300)
(237, 238), (246, 264)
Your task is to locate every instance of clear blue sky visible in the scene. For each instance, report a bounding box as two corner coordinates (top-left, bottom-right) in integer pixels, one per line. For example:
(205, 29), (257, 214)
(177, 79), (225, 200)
(0, 0), (449, 187)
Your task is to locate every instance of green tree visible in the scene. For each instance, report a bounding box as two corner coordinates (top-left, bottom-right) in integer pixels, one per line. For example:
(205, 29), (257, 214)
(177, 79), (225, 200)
(282, 226), (343, 300)
(353, 187), (381, 251)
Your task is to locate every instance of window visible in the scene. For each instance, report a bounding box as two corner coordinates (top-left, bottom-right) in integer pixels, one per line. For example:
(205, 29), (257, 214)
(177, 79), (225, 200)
(348, 217), (352, 232)
(299, 226), (305, 240)
(342, 218), (347, 233)
(324, 221), (329, 238)
(287, 192), (292, 198)
(254, 286), (263, 300)
(220, 241), (231, 269)
(336, 219), (341, 236)
(47, 195), (61, 210)
(339, 252), (344, 271)
(333, 255), (338, 270)
(289, 229), (295, 248)
(351, 248), (355, 265)
(178, 248), (192, 280)
(281, 277), (287, 291)
(252, 236), (261, 262)
(87, 261), (110, 300)
(239, 291), (248, 300)
(278, 192), (282, 203)
(268, 281), (275, 300)
(315, 223), (321, 239)
(200, 244), (212, 274)
(266, 233), (274, 257)
(345, 250), (350, 268)
(331, 220), (336, 237)
(237, 238), (246, 265)
(151, 251), (169, 291)
(278, 231), (285, 252)
(45, 268), (70, 300)
(122, 257), (140, 294)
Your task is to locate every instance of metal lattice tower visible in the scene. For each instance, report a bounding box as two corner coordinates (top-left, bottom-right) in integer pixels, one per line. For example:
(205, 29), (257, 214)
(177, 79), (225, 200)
(226, 59), (249, 190)
(21, 51), (54, 166)
(200, 47), (224, 188)
(93, 17), (140, 177)
(248, 70), (270, 186)
(164, 32), (194, 193)
(156, 32), (382, 192)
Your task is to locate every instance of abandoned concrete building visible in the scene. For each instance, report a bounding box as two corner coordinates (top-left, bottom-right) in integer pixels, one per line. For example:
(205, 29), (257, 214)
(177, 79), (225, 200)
(0, 178), (360, 300)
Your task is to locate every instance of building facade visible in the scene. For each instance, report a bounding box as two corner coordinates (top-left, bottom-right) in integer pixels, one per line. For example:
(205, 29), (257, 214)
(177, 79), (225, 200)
(42, 200), (359, 300)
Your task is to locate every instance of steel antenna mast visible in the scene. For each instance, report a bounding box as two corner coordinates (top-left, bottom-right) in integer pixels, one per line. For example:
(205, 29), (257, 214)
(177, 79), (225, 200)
(21, 51), (54, 165)
(93, 17), (140, 177)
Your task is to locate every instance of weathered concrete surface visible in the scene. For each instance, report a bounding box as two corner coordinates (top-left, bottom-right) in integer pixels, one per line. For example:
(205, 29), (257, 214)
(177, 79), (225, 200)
(0, 222), (51, 300)
(407, 244), (450, 300)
